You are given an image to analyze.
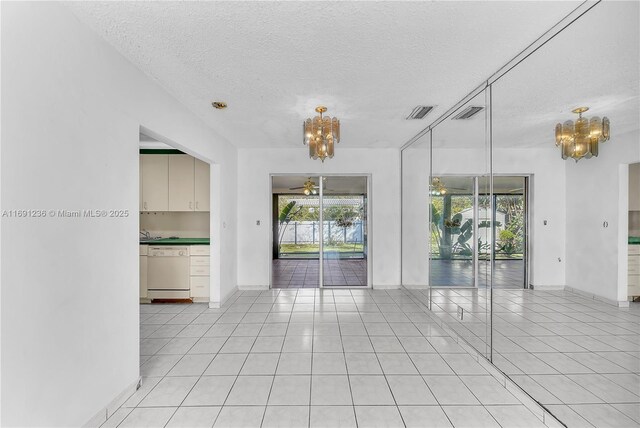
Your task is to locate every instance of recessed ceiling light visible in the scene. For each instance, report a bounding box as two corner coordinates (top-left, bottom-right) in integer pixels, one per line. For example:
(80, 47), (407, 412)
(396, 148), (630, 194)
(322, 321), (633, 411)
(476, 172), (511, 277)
(211, 101), (227, 109)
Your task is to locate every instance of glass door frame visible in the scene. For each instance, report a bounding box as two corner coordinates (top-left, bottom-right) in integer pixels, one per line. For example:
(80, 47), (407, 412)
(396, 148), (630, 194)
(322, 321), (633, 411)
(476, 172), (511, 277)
(428, 173), (531, 289)
(270, 173), (372, 289)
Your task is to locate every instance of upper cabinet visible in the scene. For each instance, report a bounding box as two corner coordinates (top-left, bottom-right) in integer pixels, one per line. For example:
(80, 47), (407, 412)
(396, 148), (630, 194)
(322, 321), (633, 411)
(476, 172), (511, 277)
(169, 155), (195, 211)
(194, 158), (210, 211)
(141, 154), (169, 211)
(141, 153), (210, 212)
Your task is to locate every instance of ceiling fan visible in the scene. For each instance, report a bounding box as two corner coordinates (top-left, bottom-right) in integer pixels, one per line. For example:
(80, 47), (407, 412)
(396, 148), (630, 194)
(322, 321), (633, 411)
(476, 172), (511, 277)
(430, 177), (467, 195)
(289, 177), (332, 195)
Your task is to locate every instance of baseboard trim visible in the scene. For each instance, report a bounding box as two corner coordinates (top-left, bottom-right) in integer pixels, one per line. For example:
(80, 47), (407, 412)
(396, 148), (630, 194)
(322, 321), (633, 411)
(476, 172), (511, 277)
(238, 285), (269, 290)
(209, 285), (239, 309)
(83, 377), (141, 427)
(564, 286), (629, 307)
(371, 284), (401, 290)
(530, 284), (564, 291)
(401, 284), (429, 289)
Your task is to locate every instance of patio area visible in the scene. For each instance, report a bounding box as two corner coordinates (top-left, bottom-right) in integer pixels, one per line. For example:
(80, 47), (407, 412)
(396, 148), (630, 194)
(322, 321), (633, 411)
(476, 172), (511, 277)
(430, 260), (525, 289)
(272, 259), (367, 288)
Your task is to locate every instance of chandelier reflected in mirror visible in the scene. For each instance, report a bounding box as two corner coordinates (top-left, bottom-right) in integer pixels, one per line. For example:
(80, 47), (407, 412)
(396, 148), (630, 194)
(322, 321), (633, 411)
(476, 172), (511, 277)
(303, 106), (340, 162)
(555, 107), (610, 161)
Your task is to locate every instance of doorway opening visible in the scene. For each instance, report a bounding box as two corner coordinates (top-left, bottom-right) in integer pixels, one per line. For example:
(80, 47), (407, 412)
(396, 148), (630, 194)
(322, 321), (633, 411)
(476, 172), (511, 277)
(429, 175), (528, 289)
(271, 175), (369, 288)
(138, 130), (214, 304)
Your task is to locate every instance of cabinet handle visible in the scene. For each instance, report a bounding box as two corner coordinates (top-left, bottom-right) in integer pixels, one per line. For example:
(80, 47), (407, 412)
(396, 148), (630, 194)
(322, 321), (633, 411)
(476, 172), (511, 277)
(189, 201), (193, 210)
(144, 202), (147, 210)
(196, 201), (199, 210)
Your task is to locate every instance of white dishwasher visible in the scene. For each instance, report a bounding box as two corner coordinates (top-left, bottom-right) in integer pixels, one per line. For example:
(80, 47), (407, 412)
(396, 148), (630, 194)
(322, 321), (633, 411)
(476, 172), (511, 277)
(147, 246), (190, 299)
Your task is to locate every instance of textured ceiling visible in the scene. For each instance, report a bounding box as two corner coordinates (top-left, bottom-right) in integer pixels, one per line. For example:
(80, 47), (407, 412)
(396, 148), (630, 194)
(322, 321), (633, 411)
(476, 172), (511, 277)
(67, 1), (583, 149)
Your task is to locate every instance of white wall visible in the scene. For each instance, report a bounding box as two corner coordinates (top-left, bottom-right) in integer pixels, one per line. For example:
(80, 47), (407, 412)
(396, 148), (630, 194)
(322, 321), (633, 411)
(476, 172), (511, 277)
(401, 146), (567, 288)
(493, 148), (567, 287)
(401, 145), (430, 286)
(565, 130), (640, 302)
(237, 148), (401, 288)
(1, 3), (237, 426)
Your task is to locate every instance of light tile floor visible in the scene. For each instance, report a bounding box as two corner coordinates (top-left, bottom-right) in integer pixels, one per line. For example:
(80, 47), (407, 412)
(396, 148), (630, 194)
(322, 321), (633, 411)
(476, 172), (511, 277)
(414, 288), (640, 428)
(103, 289), (545, 428)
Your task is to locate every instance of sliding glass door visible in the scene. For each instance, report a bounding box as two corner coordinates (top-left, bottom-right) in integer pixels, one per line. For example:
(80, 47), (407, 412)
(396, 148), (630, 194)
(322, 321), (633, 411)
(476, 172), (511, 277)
(271, 175), (369, 288)
(321, 176), (368, 287)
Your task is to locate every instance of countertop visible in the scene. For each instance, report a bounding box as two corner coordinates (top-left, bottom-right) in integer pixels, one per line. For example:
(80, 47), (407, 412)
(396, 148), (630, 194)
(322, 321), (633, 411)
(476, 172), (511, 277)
(140, 238), (209, 245)
(630, 237), (640, 245)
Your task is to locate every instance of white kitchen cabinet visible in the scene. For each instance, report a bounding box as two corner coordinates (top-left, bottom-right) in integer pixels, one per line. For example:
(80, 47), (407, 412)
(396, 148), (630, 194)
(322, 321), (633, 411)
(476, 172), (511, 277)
(629, 245), (640, 299)
(140, 154), (169, 211)
(190, 277), (209, 299)
(190, 245), (210, 300)
(140, 153), (209, 212)
(194, 158), (210, 211)
(140, 245), (148, 300)
(169, 155), (195, 211)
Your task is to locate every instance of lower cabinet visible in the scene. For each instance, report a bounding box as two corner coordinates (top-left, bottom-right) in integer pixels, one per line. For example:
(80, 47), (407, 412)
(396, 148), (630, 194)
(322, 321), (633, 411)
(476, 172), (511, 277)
(139, 243), (209, 302)
(190, 245), (210, 300)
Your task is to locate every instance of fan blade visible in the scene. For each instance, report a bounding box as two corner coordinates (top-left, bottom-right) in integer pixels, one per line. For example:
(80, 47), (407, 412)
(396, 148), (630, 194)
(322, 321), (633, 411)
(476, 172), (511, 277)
(289, 186), (305, 190)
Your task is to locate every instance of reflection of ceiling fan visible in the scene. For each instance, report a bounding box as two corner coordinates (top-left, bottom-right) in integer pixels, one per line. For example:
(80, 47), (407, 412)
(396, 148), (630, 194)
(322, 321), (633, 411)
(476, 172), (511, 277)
(289, 177), (332, 195)
(430, 177), (466, 196)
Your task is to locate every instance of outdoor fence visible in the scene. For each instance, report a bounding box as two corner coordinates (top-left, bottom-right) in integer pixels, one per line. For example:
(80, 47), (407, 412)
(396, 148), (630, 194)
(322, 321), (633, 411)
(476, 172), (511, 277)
(280, 221), (364, 245)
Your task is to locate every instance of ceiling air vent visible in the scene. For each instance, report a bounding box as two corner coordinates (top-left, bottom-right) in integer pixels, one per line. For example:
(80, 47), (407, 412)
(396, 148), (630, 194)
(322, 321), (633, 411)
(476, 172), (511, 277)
(452, 106), (484, 120)
(406, 105), (434, 120)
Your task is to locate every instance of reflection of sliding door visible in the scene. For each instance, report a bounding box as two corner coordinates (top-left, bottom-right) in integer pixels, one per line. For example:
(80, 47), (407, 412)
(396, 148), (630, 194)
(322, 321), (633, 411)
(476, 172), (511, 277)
(429, 175), (527, 288)
(491, 176), (527, 289)
(429, 176), (476, 287)
(321, 176), (368, 287)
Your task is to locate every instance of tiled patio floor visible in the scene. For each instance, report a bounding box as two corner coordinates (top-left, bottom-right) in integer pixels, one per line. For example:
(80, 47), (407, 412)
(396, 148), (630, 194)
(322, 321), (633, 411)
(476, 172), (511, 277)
(430, 260), (525, 289)
(272, 259), (367, 288)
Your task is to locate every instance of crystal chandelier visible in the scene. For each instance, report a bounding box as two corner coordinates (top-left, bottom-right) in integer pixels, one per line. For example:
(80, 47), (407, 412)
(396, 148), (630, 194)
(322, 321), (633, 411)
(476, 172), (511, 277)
(303, 106), (340, 162)
(555, 107), (610, 161)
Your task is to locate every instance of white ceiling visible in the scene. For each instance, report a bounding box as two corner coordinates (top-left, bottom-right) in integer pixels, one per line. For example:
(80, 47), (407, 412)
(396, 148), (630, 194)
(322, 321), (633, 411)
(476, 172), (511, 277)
(67, 1), (583, 149)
